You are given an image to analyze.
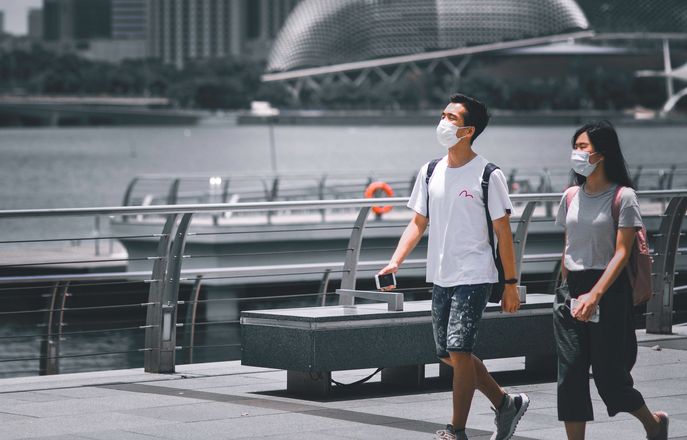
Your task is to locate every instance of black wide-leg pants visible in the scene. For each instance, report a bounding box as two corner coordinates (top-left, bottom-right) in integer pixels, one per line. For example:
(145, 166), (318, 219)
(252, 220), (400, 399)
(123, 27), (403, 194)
(553, 269), (645, 421)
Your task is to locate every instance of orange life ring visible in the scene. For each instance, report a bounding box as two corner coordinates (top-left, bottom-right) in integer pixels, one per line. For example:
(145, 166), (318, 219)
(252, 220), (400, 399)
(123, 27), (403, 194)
(364, 181), (394, 215)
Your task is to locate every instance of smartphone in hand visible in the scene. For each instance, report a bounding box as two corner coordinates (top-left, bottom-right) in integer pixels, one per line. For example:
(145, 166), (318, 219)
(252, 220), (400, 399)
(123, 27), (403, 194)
(375, 273), (396, 290)
(571, 298), (600, 323)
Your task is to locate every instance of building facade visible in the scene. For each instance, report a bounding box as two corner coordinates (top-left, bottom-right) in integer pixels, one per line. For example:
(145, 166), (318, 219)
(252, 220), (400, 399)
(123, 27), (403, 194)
(112, 0), (148, 40)
(43, 0), (112, 42)
(147, 0), (300, 69)
(267, 0), (590, 72)
(28, 9), (44, 40)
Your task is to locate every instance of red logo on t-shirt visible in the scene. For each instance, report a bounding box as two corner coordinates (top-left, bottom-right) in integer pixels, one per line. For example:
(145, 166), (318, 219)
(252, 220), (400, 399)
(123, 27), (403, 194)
(458, 190), (474, 199)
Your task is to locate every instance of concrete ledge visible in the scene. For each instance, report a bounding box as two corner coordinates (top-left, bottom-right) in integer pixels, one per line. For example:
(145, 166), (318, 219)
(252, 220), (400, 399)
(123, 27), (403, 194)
(241, 295), (557, 395)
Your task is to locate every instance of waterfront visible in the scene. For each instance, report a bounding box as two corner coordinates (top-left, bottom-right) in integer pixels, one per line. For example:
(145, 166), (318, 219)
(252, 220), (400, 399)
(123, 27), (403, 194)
(1, 123), (686, 378)
(2, 123), (686, 211)
(0, 123), (685, 243)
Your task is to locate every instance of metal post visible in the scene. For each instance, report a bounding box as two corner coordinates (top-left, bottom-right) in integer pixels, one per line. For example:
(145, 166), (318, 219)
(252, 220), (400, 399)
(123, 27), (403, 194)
(121, 177), (139, 207)
(166, 179), (181, 205)
(646, 196), (687, 334)
(39, 282), (69, 376)
(93, 216), (101, 256)
(318, 269), (332, 306)
(39, 282), (59, 376)
(340, 207), (371, 292)
(513, 201), (537, 281)
(158, 213), (194, 373)
(268, 116), (278, 173)
(144, 214), (177, 373)
(663, 38), (675, 99)
(184, 275), (203, 364)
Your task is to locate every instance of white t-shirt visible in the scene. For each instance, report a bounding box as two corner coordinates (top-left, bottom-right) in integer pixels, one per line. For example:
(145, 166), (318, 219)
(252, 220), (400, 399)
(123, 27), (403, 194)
(407, 155), (513, 287)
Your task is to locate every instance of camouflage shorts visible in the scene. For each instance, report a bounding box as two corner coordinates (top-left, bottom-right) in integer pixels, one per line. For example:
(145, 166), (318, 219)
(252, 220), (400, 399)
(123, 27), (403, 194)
(432, 283), (492, 356)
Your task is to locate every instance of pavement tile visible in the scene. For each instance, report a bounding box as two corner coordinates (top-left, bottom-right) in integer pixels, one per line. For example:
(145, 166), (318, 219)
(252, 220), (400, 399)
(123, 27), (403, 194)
(0, 410), (36, 423)
(130, 412), (363, 440)
(78, 431), (169, 440)
(119, 401), (286, 422)
(261, 429), (352, 440)
(0, 336), (685, 440)
(2, 392), (203, 418)
(22, 435), (93, 440)
(2, 391), (64, 403)
(0, 412), (176, 440)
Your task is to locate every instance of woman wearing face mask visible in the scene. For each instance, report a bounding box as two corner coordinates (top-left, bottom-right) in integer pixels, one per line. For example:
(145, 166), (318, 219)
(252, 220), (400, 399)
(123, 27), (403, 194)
(554, 120), (668, 440)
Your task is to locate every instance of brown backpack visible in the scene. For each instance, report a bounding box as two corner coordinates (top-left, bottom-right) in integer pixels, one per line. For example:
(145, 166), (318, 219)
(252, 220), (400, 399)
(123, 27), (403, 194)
(565, 186), (653, 305)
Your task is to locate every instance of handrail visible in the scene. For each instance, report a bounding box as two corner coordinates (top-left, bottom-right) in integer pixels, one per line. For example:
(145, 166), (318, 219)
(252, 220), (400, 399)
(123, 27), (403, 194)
(2, 190), (687, 218)
(1, 190), (686, 376)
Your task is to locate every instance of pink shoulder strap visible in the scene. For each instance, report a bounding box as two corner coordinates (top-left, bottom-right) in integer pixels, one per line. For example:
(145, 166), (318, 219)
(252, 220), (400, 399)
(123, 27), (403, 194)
(565, 186), (579, 209)
(611, 186), (625, 227)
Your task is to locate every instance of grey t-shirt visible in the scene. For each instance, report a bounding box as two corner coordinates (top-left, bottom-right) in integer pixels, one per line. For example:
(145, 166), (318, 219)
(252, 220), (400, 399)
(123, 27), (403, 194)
(555, 184), (643, 271)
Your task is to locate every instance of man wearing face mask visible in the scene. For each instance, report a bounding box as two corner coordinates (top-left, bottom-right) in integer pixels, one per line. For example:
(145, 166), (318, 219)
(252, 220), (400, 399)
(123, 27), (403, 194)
(378, 94), (528, 440)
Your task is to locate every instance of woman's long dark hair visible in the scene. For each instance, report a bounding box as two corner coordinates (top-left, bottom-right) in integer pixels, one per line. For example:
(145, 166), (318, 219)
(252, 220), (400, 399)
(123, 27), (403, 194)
(571, 120), (635, 189)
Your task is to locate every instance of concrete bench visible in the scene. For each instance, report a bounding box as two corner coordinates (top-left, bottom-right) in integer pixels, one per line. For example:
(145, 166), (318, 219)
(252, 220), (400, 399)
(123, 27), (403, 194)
(240, 292), (556, 397)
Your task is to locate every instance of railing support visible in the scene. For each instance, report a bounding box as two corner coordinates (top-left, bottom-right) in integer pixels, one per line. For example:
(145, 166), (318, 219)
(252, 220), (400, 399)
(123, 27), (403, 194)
(121, 177), (139, 207)
(166, 179), (181, 205)
(144, 214), (178, 373)
(39, 281), (69, 375)
(646, 196), (687, 334)
(318, 269), (332, 306)
(184, 275), (203, 364)
(513, 201), (537, 282)
(340, 207), (371, 292)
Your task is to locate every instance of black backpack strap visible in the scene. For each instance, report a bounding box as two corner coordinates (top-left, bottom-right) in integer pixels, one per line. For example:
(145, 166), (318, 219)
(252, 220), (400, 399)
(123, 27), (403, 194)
(482, 162), (506, 303)
(424, 158), (441, 219)
(481, 163), (500, 259)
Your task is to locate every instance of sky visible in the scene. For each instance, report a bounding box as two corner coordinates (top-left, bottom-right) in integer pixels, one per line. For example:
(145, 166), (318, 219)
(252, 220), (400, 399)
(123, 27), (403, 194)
(0, 0), (42, 35)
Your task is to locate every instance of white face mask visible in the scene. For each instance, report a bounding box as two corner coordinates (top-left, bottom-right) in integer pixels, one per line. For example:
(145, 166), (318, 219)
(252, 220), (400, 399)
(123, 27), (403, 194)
(571, 151), (601, 177)
(436, 118), (468, 149)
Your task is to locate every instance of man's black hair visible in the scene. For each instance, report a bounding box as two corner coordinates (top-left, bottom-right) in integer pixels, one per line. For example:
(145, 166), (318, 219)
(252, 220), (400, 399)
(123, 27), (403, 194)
(449, 93), (490, 144)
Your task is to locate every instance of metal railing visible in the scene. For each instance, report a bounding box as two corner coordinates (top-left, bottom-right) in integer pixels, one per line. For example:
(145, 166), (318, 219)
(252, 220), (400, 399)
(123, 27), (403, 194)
(121, 165), (687, 209)
(0, 190), (685, 376)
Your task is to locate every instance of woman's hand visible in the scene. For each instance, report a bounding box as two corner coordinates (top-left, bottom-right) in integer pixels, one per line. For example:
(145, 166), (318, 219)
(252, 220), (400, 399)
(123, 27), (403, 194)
(377, 262), (398, 291)
(572, 292), (600, 322)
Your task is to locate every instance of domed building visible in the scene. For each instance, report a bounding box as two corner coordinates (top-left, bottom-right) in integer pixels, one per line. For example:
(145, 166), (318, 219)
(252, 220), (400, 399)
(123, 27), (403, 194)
(267, 0), (590, 73)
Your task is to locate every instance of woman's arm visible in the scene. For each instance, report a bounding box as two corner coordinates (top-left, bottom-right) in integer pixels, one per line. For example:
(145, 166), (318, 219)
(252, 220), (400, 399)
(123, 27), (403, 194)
(561, 232), (569, 281)
(573, 227), (635, 321)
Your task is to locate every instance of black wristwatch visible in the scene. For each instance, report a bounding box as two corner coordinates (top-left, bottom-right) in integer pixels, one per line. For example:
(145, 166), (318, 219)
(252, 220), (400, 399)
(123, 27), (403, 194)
(504, 278), (518, 285)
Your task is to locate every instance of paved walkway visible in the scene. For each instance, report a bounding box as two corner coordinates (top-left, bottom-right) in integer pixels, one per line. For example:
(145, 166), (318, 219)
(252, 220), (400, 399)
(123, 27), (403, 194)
(1, 326), (687, 440)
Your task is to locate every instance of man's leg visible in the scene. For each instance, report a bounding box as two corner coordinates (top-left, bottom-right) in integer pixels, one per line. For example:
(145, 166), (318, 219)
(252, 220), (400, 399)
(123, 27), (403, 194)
(439, 355), (505, 408)
(473, 355), (506, 407)
(449, 351), (476, 430)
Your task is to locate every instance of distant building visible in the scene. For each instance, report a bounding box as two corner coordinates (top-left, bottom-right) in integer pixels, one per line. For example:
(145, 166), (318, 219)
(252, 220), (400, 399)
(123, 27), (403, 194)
(148, 0), (300, 69)
(0, 11), (4, 34)
(576, 0), (687, 33)
(112, 0), (147, 40)
(43, 0), (112, 42)
(81, 39), (147, 63)
(268, 0), (589, 72)
(244, 0), (300, 57)
(28, 9), (44, 40)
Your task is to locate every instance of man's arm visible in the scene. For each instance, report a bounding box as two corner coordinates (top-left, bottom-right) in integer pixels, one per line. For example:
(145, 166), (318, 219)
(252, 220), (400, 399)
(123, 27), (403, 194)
(377, 212), (428, 290)
(492, 215), (520, 313)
